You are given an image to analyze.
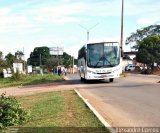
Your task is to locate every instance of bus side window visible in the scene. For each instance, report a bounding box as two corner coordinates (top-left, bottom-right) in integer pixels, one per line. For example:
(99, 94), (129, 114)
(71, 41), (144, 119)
(83, 48), (86, 61)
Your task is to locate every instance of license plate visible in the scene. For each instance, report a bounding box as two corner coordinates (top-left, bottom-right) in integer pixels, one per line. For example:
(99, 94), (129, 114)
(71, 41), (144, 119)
(100, 75), (107, 78)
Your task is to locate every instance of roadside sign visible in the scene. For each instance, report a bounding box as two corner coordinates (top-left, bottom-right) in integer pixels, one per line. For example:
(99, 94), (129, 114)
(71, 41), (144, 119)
(50, 47), (63, 55)
(28, 65), (32, 73)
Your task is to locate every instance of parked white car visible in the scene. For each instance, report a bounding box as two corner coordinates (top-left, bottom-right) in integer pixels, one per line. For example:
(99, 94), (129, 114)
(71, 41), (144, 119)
(125, 64), (136, 71)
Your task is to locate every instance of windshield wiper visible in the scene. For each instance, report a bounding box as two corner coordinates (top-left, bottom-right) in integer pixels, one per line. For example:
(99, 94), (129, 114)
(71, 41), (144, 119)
(103, 65), (115, 68)
(94, 56), (113, 68)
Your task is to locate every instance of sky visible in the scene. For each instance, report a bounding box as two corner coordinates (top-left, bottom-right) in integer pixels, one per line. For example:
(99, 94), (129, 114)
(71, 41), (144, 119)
(0, 0), (160, 60)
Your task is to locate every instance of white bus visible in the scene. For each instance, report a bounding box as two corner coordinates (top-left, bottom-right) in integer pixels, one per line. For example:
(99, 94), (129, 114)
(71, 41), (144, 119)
(78, 42), (122, 82)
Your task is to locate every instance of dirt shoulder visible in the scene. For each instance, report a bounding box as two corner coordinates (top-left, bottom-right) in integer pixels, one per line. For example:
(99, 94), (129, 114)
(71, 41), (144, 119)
(124, 73), (160, 84)
(0, 81), (76, 96)
(152, 68), (160, 76)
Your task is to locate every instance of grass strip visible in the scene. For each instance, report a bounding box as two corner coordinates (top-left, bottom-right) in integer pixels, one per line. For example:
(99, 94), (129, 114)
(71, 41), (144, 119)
(0, 74), (64, 88)
(4, 91), (110, 133)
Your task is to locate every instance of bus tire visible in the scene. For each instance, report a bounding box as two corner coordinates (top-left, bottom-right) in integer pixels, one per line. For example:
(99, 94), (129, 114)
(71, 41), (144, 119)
(84, 74), (88, 83)
(109, 78), (114, 82)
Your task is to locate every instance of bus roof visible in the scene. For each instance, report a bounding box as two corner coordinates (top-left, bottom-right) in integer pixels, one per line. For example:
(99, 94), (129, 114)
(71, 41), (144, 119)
(78, 41), (119, 52)
(87, 42), (119, 45)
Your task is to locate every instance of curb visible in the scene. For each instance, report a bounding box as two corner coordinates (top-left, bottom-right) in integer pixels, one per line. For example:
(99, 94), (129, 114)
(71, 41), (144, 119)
(74, 89), (116, 133)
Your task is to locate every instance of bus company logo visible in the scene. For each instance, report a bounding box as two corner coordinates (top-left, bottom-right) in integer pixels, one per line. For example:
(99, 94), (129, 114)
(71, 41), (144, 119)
(95, 70), (101, 73)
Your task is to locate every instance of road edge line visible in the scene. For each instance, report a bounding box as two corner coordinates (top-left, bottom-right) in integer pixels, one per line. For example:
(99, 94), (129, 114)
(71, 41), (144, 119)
(74, 89), (116, 133)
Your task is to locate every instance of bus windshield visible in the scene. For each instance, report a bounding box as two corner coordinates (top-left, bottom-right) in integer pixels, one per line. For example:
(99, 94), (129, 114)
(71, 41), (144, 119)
(87, 43), (120, 68)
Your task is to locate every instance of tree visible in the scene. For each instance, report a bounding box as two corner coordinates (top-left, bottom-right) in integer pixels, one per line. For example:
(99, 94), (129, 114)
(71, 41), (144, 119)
(33, 47), (50, 58)
(0, 51), (3, 60)
(126, 25), (160, 45)
(0, 51), (8, 75)
(5, 53), (16, 67)
(15, 51), (24, 61)
(46, 56), (63, 69)
(136, 35), (160, 69)
(125, 25), (160, 70)
(63, 52), (72, 67)
(27, 47), (50, 66)
(27, 47), (78, 70)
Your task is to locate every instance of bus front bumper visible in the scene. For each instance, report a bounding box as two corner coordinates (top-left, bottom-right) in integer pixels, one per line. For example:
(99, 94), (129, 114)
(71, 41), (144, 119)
(86, 73), (120, 80)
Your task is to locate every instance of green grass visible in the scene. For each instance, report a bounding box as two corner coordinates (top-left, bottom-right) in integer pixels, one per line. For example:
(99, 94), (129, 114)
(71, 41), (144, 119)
(6, 91), (110, 133)
(0, 74), (64, 88)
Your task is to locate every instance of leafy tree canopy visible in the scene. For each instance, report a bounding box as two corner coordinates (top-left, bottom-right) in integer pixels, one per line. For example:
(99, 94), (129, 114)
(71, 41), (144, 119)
(27, 47), (77, 68)
(0, 51), (8, 74)
(32, 47), (50, 57)
(126, 25), (160, 45)
(15, 50), (24, 61)
(5, 53), (16, 67)
(0, 51), (3, 60)
(136, 35), (160, 67)
(28, 47), (50, 66)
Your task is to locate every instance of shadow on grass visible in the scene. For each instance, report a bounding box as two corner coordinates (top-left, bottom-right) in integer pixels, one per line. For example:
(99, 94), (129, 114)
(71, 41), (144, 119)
(19, 78), (116, 89)
(22, 79), (64, 86)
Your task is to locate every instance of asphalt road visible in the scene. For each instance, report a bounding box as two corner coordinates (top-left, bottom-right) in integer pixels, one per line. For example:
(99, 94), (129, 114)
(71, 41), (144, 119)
(67, 73), (160, 127)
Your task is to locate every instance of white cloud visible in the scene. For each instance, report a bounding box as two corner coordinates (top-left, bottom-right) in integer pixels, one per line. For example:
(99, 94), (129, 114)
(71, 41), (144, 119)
(1, 0), (159, 33)
(124, 0), (160, 25)
(0, 8), (11, 15)
(33, 3), (86, 24)
(0, 0), (160, 58)
(137, 18), (158, 25)
(136, 10), (160, 25)
(0, 7), (35, 33)
(0, 16), (33, 32)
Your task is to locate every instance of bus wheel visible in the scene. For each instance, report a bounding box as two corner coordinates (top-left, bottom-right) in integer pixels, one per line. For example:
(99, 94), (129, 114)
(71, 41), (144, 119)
(84, 74), (88, 83)
(109, 78), (114, 82)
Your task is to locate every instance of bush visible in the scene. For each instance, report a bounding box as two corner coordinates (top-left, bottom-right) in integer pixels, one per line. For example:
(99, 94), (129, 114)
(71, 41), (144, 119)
(0, 93), (30, 128)
(11, 69), (26, 81)
(11, 69), (21, 81)
(141, 69), (152, 74)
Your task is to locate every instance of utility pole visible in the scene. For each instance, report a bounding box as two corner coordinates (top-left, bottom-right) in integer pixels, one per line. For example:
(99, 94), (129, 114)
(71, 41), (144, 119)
(57, 46), (59, 66)
(72, 54), (74, 74)
(40, 54), (42, 66)
(23, 47), (25, 74)
(78, 23), (99, 42)
(70, 56), (72, 73)
(120, 0), (124, 51)
(39, 54), (43, 75)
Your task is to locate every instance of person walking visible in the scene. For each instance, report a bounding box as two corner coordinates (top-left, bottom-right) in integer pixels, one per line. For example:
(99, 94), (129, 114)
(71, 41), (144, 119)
(64, 67), (67, 76)
(57, 66), (61, 76)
